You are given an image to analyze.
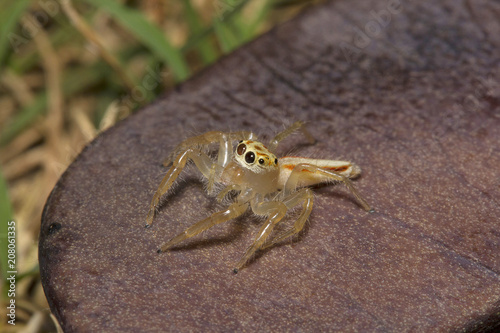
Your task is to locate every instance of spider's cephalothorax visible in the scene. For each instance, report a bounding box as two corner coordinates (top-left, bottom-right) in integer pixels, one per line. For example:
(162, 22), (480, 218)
(145, 121), (373, 273)
(227, 140), (280, 195)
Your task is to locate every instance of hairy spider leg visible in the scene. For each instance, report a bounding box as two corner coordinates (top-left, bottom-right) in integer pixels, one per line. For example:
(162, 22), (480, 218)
(163, 130), (253, 166)
(148, 131), (254, 227)
(268, 121), (315, 152)
(233, 197), (288, 273)
(207, 134), (232, 194)
(261, 187), (314, 249)
(262, 163), (373, 249)
(284, 163), (373, 213)
(145, 148), (213, 228)
(157, 202), (249, 253)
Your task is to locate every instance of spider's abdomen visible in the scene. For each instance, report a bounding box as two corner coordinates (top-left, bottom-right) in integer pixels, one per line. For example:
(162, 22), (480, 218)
(277, 157), (360, 190)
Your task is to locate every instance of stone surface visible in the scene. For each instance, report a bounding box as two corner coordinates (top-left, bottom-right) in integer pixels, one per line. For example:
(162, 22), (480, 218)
(39, 0), (500, 331)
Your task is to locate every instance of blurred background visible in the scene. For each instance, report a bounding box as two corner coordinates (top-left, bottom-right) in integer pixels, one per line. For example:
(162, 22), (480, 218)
(0, 0), (315, 331)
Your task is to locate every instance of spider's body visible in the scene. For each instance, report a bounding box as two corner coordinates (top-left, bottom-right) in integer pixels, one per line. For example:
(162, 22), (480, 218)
(146, 122), (372, 273)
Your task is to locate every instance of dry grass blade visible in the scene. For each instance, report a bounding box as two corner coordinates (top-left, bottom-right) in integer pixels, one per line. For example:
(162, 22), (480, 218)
(0, 70), (35, 106)
(26, 16), (64, 165)
(0, 126), (42, 164)
(2, 147), (45, 180)
(60, 0), (137, 94)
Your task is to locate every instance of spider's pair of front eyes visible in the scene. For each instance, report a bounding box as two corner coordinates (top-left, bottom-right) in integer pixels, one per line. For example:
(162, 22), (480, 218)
(237, 142), (260, 164)
(236, 142), (277, 166)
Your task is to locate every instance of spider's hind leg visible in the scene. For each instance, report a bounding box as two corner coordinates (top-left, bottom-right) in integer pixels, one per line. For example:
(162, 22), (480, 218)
(285, 163), (373, 213)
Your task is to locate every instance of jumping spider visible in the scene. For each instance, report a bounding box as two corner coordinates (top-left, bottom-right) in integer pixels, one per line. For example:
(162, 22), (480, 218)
(145, 121), (373, 273)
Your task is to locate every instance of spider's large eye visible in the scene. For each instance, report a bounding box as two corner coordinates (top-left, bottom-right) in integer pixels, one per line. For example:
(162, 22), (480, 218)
(237, 143), (246, 155)
(274, 158), (278, 165)
(258, 158), (265, 165)
(245, 152), (255, 164)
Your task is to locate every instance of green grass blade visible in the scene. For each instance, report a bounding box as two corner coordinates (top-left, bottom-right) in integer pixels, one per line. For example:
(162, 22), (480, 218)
(212, 0), (250, 52)
(10, 22), (81, 74)
(0, 168), (14, 283)
(182, 0), (217, 64)
(181, 0), (250, 54)
(0, 93), (47, 146)
(0, 0), (32, 69)
(239, 0), (273, 40)
(213, 20), (239, 53)
(83, 0), (189, 81)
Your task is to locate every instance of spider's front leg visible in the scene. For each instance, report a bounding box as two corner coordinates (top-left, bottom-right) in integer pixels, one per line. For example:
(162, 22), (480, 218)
(261, 188), (314, 249)
(146, 131), (251, 228)
(145, 148), (213, 228)
(267, 121), (315, 151)
(157, 201), (249, 253)
(233, 198), (288, 273)
(163, 130), (253, 166)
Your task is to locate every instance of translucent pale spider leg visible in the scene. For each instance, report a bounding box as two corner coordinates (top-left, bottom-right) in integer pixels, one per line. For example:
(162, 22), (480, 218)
(284, 163), (373, 212)
(217, 134), (232, 167)
(261, 188), (314, 249)
(268, 121), (315, 151)
(233, 200), (287, 273)
(158, 202), (249, 252)
(145, 149), (213, 228)
(163, 131), (253, 166)
(208, 134), (232, 194)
